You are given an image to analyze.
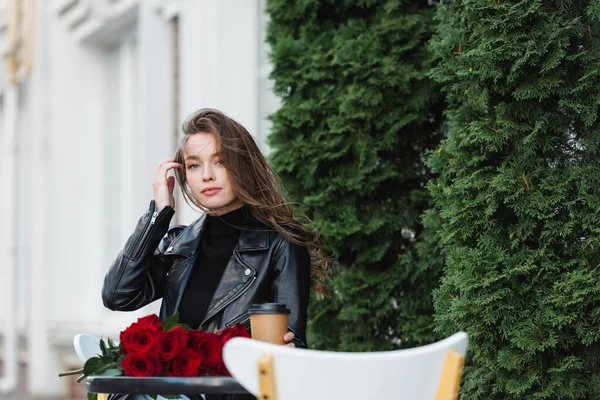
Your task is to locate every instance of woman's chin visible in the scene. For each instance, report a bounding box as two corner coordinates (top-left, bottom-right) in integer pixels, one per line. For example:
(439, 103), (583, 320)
(200, 199), (242, 214)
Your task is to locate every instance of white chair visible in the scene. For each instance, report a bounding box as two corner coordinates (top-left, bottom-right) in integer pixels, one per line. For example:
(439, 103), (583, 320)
(223, 332), (468, 400)
(73, 334), (117, 400)
(74, 333), (104, 362)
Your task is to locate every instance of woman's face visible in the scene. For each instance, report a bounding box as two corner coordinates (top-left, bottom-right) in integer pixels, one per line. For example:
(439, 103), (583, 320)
(184, 132), (243, 214)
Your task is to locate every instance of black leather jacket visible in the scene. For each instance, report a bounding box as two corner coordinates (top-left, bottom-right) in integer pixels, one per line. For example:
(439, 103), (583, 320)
(102, 201), (310, 348)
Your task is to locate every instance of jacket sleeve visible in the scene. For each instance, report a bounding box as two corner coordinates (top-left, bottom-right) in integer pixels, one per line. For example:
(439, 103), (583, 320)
(270, 237), (311, 348)
(102, 200), (180, 311)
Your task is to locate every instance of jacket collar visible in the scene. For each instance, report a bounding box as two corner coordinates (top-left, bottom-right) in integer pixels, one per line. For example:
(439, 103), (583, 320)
(164, 212), (271, 257)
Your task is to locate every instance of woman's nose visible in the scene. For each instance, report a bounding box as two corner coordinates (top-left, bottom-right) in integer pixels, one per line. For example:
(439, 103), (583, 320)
(202, 166), (215, 182)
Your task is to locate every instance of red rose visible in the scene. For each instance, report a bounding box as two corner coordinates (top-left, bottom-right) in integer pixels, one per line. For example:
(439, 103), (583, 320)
(201, 364), (221, 377)
(120, 321), (162, 354)
(155, 326), (189, 361)
(136, 314), (162, 328)
(217, 324), (250, 346)
(215, 358), (231, 377)
(164, 348), (203, 377)
(122, 353), (162, 377)
(188, 331), (223, 370)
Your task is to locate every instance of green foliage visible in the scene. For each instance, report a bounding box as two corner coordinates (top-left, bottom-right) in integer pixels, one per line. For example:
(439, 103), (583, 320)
(162, 311), (191, 331)
(266, 0), (445, 350)
(428, 0), (600, 398)
(81, 337), (122, 380)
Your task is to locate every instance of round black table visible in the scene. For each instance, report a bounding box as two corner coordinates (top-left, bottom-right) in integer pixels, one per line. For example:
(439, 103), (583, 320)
(86, 376), (250, 396)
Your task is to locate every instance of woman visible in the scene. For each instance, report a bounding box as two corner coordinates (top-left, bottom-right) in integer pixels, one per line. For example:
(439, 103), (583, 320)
(102, 109), (329, 399)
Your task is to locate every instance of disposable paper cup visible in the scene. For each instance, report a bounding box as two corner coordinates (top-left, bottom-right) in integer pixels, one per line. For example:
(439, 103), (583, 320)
(248, 303), (290, 345)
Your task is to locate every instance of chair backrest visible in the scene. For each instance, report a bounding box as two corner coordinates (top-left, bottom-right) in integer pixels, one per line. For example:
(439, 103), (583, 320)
(223, 332), (468, 400)
(73, 334), (103, 362)
(73, 334), (114, 400)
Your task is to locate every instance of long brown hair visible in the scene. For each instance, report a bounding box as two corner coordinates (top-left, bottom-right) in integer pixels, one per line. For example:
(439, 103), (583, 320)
(174, 108), (331, 295)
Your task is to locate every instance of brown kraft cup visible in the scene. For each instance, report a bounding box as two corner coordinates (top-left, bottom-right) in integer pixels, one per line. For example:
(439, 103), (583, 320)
(248, 303), (291, 345)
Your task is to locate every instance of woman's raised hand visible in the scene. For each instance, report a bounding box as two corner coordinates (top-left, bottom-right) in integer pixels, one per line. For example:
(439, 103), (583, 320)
(153, 159), (183, 211)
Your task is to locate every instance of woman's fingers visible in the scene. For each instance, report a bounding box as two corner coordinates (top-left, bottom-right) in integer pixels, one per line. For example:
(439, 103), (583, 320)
(155, 158), (176, 174)
(283, 332), (295, 343)
(153, 159), (182, 210)
(284, 332), (296, 347)
(155, 161), (182, 180)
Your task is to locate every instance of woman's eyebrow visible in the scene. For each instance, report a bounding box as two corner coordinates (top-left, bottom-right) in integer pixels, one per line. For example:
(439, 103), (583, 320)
(185, 153), (221, 162)
(185, 154), (201, 162)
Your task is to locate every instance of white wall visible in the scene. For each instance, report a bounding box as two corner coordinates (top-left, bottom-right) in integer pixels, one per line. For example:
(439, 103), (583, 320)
(177, 0), (271, 224)
(0, 0), (280, 396)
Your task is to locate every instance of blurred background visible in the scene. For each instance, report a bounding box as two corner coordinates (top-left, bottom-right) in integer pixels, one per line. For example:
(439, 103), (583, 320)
(0, 0), (278, 398)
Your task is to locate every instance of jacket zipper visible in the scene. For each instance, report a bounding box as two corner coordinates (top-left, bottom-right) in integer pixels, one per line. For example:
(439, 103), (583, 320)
(200, 275), (256, 328)
(131, 209), (161, 259)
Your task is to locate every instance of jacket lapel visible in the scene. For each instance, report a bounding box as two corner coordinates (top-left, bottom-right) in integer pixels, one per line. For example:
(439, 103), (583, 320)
(164, 214), (207, 258)
(200, 216), (272, 327)
(164, 212), (274, 328)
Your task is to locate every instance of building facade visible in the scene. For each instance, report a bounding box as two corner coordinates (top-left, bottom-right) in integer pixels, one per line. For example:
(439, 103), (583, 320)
(0, 0), (278, 396)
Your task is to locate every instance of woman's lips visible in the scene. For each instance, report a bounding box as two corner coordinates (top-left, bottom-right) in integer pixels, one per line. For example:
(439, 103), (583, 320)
(202, 188), (221, 196)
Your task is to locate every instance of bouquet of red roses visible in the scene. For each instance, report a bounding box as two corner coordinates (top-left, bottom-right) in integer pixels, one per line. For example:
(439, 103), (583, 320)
(60, 312), (250, 391)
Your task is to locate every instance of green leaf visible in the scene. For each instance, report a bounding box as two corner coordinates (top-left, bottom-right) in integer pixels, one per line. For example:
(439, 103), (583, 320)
(99, 338), (107, 356)
(107, 338), (118, 349)
(87, 393), (97, 400)
(83, 357), (100, 376)
(158, 395), (183, 399)
(162, 312), (180, 331)
(95, 362), (117, 375)
(149, 395), (158, 400)
(101, 368), (122, 377)
(177, 323), (192, 331)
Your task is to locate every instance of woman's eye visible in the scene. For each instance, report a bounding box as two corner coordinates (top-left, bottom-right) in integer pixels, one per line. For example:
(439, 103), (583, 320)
(215, 160), (222, 165)
(187, 164), (200, 170)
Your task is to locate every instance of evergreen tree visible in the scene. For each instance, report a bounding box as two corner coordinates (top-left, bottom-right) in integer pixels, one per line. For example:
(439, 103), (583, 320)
(265, 0), (445, 351)
(428, 1), (600, 398)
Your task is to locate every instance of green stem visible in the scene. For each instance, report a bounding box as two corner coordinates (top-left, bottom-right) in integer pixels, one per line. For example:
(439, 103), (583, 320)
(58, 368), (84, 377)
(77, 362), (119, 383)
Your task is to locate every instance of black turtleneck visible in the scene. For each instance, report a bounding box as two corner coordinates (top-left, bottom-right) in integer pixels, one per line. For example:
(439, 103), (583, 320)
(178, 207), (247, 329)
